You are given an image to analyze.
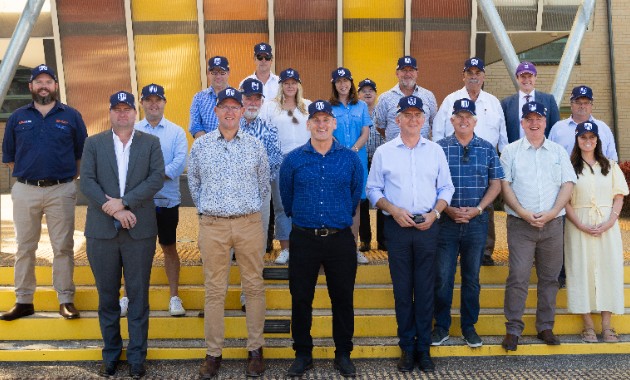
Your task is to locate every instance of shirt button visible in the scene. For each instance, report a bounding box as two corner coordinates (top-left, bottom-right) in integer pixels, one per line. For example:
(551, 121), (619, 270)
(320, 202), (323, 204)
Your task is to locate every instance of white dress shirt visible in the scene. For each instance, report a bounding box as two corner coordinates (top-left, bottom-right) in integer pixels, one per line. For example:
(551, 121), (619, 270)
(112, 129), (135, 197)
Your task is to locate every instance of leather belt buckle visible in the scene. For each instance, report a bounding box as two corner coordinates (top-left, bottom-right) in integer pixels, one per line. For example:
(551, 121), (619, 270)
(315, 228), (329, 237)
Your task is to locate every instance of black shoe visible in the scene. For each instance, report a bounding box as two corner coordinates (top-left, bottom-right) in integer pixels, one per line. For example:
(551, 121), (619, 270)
(501, 333), (519, 351)
(333, 354), (356, 377)
(358, 242), (370, 252)
(98, 361), (118, 377)
(397, 350), (414, 372)
(287, 355), (313, 377)
(0, 303), (34, 321)
(129, 363), (146, 379)
(241, 304), (246, 313)
(558, 276), (566, 288)
(377, 243), (387, 251)
(59, 303), (80, 319)
(481, 255), (495, 266)
(417, 351), (435, 373)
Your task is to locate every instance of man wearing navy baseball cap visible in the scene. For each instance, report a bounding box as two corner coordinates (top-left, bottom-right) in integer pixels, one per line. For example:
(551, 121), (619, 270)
(280, 100), (363, 377)
(499, 101), (576, 352)
(549, 85), (618, 161)
(188, 86), (270, 378)
(189, 56), (232, 139)
(433, 98), (504, 349)
(239, 42), (280, 100)
(367, 95), (454, 373)
(81, 90), (165, 378)
(2, 64), (87, 322)
(374, 56), (438, 141)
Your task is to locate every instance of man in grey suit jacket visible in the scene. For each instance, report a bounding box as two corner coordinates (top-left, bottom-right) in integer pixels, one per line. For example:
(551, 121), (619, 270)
(80, 91), (164, 379)
(501, 62), (560, 143)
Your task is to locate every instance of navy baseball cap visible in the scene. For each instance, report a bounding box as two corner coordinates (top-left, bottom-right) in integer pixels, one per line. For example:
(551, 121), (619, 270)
(396, 56), (417, 70)
(208, 56), (229, 71)
(331, 67), (353, 82)
(464, 57), (485, 72)
(29, 64), (57, 82)
(308, 100), (335, 119)
(521, 101), (547, 118)
(279, 68), (301, 83)
(110, 91), (135, 109)
(358, 78), (377, 91)
(575, 121), (599, 137)
(397, 95), (424, 113)
(241, 78), (264, 96)
(570, 85), (593, 101)
(452, 98), (476, 116)
(254, 42), (272, 56)
(217, 87), (242, 106)
(141, 83), (166, 100)
(516, 61), (537, 76)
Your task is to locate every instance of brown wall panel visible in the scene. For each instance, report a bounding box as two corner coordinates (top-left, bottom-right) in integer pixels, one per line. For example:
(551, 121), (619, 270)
(411, 0), (471, 18)
(275, 0), (336, 20)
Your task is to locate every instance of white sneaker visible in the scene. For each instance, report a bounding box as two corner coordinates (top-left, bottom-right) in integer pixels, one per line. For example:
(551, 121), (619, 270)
(169, 296), (186, 317)
(356, 251), (369, 264)
(275, 249), (290, 264)
(119, 296), (129, 317)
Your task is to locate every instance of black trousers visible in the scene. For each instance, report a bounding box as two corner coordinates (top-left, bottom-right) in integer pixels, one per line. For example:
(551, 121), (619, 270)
(289, 227), (357, 356)
(359, 199), (385, 246)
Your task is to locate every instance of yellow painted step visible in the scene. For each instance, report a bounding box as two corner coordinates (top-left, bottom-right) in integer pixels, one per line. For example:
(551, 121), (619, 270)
(3, 312), (630, 341)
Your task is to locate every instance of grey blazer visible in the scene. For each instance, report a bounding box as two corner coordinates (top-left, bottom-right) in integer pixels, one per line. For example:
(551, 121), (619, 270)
(80, 129), (165, 240)
(501, 91), (560, 143)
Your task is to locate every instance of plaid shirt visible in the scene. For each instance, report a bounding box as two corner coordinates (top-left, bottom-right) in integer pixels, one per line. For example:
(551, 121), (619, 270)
(366, 108), (385, 159)
(188, 87), (219, 136)
(374, 84), (437, 141)
(438, 134), (504, 207)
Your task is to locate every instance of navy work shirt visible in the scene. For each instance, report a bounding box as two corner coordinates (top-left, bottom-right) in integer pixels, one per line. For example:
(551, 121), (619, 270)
(2, 101), (88, 180)
(279, 139), (363, 229)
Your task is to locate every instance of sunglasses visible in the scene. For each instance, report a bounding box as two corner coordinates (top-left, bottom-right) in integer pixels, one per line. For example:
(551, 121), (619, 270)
(287, 109), (299, 124)
(256, 54), (272, 61)
(461, 146), (470, 163)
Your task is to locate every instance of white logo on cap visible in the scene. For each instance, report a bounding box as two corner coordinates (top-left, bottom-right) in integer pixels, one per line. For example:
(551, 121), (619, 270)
(226, 88), (235, 96)
(404, 57), (411, 64)
(585, 122), (593, 130)
(252, 82), (260, 90)
(287, 70), (294, 76)
(337, 69), (346, 77)
(39, 65), (48, 71)
(117, 92), (127, 101)
(461, 100), (469, 108)
(214, 57), (221, 65)
(580, 87), (588, 95)
(315, 102), (325, 110)
(524, 63), (529, 68)
(408, 97), (417, 106)
(529, 103), (537, 111)
(259, 44), (266, 50)
(471, 59), (478, 65)
(149, 85), (158, 93)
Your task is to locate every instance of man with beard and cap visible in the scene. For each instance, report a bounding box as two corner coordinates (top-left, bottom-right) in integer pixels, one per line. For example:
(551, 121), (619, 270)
(189, 56), (231, 138)
(1, 64), (88, 321)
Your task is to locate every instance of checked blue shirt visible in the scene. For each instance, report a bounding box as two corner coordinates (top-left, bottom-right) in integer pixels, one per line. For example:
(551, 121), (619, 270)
(189, 87), (219, 136)
(438, 134), (504, 207)
(239, 116), (283, 181)
(280, 139), (363, 229)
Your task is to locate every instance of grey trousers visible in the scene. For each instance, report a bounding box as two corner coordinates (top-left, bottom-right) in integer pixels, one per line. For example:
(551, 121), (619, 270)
(504, 216), (563, 336)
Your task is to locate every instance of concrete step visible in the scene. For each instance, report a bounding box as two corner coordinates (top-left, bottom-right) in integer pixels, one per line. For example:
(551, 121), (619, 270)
(3, 284), (630, 311)
(3, 309), (630, 341)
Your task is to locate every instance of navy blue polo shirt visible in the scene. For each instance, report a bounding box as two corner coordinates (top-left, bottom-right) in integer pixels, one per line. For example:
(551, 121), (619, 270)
(2, 101), (88, 180)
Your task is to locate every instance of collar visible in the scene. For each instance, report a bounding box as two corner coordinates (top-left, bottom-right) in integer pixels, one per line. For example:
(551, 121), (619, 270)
(568, 115), (594, 126)
(138, 117), (166, 129)
(393, 134), (426, 149)
(301, 139), (343, 154)
(393, 84), (419, 96)
(27, 100), (64, 112)
(240, 116), (263, 128)
(445, 133), (481, 147)
(216, 128), (242, 141)
(520, 137), (551, 151)
(519, 89), (536, 99)
(112, 128), (136, 142)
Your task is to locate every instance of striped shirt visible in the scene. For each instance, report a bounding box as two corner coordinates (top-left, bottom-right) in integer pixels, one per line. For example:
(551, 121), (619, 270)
(239, 116), (283, 181)
(188, 87), (219, 136)
(438, 134), (504, 207)
(500, 137), (576, 217)
(366, 107), (385, 159)
(374, 84), (438, 141)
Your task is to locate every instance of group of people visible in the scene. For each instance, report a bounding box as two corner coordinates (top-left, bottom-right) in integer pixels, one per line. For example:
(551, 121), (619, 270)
(0, 40), (626, 379)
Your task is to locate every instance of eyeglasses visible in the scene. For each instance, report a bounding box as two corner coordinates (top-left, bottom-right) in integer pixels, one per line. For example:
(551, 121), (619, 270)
(287, 109), (299, 124)
(461, 146), (470, 163)
(217, 105), (241, 111)
(210, 70), (227, 76)
(400, 112), (423, 120)
(256, 54), (272, 61)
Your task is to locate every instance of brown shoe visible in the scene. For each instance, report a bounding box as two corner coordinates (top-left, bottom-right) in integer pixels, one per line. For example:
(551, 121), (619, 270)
(501, 333), (519, 351)
(199, 354), (221, 379)
(0, 303), (34, 321)
(59, 303), (80, 319)
(536, 329), (560, 345)
(245, 347), (265, 377)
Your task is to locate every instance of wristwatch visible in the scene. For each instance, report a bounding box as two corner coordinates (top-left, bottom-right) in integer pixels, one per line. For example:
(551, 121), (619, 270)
(433, 209), (441, 220)
(476, 206), (483, 216)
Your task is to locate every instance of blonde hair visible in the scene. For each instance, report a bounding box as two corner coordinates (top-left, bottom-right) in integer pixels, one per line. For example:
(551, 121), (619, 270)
(275, 81), (308, 115)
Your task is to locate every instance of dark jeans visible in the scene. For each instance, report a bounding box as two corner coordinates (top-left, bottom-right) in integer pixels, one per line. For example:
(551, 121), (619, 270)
(384, 216), (439, 353)
(289, 227), (357, 356)
(434, 213), (489, 334)
(359, 199), (384, 246)
(87, 231), (156, 365)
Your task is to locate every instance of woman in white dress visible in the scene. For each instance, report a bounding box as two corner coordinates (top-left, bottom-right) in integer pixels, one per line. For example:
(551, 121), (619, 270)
(564, 121), (628, 343)
(260, 68), (311, 265)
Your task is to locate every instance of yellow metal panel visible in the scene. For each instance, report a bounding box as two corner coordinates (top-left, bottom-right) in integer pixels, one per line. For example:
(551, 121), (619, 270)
(344, 0), (404, 18)
(131, 0), (197, 21)
(134, 34), (201, 149)
(343, 32), (404, 96)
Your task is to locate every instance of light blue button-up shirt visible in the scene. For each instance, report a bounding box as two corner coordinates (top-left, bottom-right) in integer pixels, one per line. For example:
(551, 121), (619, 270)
(549, 116), (618, 161)
(135, 117), (188, 208)
(366, 135), (454, 215)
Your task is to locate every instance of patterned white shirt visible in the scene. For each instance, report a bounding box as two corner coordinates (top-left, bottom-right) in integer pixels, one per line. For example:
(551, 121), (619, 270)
(239, 72), (281, 100)
(500, 137), (576, 218)
(188, 129), (270, 217)
(374, 84), (438, 141)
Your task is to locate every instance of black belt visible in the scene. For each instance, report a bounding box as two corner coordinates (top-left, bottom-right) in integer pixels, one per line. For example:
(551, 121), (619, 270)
(292, 224), (344, 237)
(17, 177), (73, 187)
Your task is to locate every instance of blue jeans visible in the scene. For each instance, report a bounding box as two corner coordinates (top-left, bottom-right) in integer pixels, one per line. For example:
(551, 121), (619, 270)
(384, 216), (439, 353)
(434, 212), (488, 334)
(271, 177), (292, 240)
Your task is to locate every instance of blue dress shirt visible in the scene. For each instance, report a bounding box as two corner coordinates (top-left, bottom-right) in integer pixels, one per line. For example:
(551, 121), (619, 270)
(189, 87), (219, 136)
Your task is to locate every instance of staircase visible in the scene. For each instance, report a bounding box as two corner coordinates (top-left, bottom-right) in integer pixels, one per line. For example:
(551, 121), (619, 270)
(1, 263), (629, 362)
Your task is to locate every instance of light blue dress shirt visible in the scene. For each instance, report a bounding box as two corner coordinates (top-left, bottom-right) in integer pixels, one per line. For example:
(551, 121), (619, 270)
(549, 116), (618, 161)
